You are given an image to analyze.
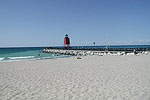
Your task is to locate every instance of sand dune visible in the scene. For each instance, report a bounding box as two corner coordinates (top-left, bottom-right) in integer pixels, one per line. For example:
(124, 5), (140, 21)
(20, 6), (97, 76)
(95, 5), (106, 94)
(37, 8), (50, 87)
(0, 55), (150, 100)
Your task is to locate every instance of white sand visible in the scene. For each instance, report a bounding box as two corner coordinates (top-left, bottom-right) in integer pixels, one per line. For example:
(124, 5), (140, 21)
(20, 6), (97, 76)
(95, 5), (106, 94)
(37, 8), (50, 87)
(0, 55), (150, 100)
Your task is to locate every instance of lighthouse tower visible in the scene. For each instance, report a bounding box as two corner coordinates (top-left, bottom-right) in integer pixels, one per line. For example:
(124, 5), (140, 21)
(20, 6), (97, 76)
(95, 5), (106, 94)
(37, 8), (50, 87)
(64, 34), (70, 48)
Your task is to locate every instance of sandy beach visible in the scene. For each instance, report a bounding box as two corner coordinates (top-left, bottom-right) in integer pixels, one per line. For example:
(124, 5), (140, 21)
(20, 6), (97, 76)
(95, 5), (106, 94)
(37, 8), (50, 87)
(0, 55), (150, 100)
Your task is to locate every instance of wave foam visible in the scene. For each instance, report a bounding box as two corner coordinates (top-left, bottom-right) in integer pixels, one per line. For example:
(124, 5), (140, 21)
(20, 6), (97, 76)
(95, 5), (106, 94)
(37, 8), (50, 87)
(0, 57), (4, 60)
(8, 56), (35, 60)
(42, 57), (52, 59)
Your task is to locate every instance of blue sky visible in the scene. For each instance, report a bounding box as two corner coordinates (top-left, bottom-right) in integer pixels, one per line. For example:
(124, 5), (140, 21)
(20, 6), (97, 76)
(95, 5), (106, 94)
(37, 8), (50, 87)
(0, 0), (150, 47)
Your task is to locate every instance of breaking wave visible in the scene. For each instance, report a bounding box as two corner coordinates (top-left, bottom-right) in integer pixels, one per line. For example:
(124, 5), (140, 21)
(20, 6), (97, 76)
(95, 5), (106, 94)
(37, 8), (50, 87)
(8, 56), (35, 60)
(0, 57), (4, 61)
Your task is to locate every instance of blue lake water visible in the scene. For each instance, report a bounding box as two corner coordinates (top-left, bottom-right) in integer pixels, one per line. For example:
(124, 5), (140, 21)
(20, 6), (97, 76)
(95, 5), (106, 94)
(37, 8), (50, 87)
(0, 47), (70, 62)
(71, 45), (150, 49)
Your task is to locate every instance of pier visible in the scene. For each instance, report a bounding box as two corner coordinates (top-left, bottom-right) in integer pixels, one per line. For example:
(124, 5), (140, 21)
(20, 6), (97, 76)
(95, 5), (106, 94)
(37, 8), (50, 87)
(41, 34), (150, 56)
(41, 46), (150, 56)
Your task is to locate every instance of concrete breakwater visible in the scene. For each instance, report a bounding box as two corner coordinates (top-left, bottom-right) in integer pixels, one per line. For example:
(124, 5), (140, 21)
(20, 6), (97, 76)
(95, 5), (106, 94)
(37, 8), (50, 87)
(41, 49), (150, 56)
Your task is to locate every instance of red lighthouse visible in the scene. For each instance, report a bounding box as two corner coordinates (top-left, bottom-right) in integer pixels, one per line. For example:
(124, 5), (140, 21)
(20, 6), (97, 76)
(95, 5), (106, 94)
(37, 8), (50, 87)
(64, 34), (70, 48)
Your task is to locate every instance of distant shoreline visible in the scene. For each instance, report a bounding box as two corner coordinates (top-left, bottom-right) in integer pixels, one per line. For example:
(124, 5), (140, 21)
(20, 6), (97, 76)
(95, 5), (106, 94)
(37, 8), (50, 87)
(0, 44), (150, 48)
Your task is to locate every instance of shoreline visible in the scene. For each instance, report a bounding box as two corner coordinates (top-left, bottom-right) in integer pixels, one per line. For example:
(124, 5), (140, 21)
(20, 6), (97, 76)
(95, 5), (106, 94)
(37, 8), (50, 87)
(0, 49), (150, 63)
(0, 46), (150, 63)
(0, 55), (72, 63)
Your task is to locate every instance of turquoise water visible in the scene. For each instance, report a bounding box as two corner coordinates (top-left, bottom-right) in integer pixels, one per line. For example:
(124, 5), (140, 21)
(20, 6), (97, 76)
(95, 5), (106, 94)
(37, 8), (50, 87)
(0, 47), (70, 62)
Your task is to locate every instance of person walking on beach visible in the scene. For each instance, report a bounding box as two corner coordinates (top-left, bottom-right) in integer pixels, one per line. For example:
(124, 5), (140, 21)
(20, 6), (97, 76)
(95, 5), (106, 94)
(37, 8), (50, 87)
(133, 49), (136, 55)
